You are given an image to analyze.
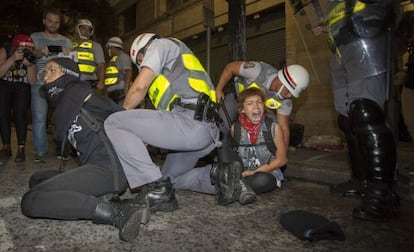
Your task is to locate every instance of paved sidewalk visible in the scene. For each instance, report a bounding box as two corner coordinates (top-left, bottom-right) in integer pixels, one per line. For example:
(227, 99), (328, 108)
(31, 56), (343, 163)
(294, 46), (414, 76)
(286, 142), (414, 200)
(286, 147), (350, 185)
(1, 129), (414, 251)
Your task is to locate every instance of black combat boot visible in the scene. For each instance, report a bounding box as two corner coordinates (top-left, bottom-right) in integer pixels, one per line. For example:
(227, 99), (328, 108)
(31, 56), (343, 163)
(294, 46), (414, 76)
(330, 179), (366, 197)
(353, 184), (400, 222)
(330, 115), (367, 197)
(349, 99), (399, 222)
(92, 198), (150, 242)
(133, 177), (179, 213)
(239, 177), (257, 205)
(210, 161), (242, 205)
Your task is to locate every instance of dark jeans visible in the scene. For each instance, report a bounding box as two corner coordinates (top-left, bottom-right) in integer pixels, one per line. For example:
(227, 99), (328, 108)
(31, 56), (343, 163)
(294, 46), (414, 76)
(244, 172), (277, 194)
(0, 80), (31, 145)
(21, 164), (128, 220)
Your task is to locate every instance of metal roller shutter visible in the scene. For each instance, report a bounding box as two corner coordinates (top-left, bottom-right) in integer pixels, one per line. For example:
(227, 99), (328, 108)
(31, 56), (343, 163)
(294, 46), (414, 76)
(246, 8), (286, 69)
(184, 5), (285, 84)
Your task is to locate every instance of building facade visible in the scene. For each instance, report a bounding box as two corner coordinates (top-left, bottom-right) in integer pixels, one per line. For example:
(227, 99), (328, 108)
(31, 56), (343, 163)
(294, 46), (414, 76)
(106, 0), (414, 138)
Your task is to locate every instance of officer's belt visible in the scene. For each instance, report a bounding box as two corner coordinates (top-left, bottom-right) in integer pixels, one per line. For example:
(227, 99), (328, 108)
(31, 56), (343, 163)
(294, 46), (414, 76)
(179, 103), (197, 111)
(172, 97), (197, 111)
(172, 94), (221, 124)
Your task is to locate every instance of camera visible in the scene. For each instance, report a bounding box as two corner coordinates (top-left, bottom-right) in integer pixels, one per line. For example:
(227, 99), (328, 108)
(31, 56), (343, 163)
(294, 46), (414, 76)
(47, 45), (63, 53)
(22, 48), (37, 63)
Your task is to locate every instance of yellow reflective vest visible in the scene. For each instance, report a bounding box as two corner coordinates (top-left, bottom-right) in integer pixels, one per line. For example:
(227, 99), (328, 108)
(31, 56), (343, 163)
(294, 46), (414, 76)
(148, 38), (216, 111)
(104, 56), (119, 86)
(73, 41), (96, 76)
(234, 62), (282, 110)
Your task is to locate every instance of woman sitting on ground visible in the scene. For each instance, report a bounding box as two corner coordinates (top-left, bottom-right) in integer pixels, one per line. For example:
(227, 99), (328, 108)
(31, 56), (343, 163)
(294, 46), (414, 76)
(232, 87), (288, 194)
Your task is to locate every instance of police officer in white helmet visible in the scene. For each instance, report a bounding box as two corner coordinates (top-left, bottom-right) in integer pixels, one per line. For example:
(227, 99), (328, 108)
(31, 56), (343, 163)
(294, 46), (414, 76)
(104, 37), (132, 105)
(214, 61), (309, 204)
(216, 61), (310, 148)
(104, 33), (246, 208)
(73, 18), (106, 91)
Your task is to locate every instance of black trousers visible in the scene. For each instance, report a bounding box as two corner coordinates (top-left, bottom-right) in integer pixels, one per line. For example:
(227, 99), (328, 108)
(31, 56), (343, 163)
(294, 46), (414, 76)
(0, 80), (31, 145)
(244, 172), (277, 194)
(21, 164), (128, 220)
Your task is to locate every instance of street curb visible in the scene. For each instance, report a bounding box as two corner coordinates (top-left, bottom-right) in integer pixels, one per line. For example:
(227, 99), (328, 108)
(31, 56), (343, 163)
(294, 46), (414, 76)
(285, 162), (350, 185)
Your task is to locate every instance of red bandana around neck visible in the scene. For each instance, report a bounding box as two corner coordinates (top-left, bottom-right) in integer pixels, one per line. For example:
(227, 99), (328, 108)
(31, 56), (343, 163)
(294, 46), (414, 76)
(238, 114), (265, 144)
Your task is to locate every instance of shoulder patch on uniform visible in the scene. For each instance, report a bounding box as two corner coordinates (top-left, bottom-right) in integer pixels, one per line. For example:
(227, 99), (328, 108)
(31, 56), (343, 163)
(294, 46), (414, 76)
(243, 61), (255, 69)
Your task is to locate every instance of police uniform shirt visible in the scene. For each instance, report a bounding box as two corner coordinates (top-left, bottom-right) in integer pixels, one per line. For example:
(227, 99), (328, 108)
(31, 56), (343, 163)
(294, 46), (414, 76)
(139, 38), (181, 76)
(91, 41), (105, 66)
(106, 51), (132, 92)
(238, 61), (293, 116)
(78, 40), (105, 81)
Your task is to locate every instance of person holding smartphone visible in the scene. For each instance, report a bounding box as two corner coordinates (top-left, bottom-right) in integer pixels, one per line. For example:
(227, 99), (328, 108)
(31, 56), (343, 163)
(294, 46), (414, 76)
(30, 7), (73, 162)
(0, 34), (37, 163)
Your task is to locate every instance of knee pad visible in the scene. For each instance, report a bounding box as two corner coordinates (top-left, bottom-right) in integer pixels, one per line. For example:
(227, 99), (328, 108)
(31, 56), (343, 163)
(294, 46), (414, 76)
(348, 98), (396, 185)
(349, 98), (385, 127)
(338, 113), (366, 180)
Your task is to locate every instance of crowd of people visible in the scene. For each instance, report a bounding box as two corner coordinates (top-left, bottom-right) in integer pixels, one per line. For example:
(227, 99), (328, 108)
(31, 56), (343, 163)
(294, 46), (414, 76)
(0, 8), (133, 165)
(0, 2), (411, 242)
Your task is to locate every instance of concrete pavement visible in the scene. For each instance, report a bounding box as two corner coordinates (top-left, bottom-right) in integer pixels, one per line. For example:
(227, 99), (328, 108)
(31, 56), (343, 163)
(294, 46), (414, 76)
(0, 129), (414, 251)
(286, 141), (414, 201)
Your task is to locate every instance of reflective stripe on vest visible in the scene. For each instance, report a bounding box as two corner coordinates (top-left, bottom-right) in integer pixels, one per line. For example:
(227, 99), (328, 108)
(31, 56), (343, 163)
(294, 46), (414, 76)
(327, 1), (366, 26)
(104, 56), (119, 85)
(264, 93), (282, 110)
(234, 62), (281, 110)
(326, 1), (366, 60)
(149, 75), (179, 110)
(148, 38), (216, 111)
(75, 41), (96, 74)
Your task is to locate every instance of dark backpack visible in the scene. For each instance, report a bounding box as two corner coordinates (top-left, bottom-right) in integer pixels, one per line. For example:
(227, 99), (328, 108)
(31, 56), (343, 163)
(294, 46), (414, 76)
(233, 116), (276, 154)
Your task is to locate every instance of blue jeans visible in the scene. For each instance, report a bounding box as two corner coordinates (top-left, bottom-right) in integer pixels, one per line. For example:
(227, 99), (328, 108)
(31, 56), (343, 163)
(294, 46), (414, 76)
(31, 84), (48, 155)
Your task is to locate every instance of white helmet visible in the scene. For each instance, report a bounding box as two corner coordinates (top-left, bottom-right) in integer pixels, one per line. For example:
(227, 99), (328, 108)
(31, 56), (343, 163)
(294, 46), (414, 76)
(77, 19), (94, 37)
(106, 37), (123, 49)
(277, 64), (309, 98)
(130, 33), (159, 65)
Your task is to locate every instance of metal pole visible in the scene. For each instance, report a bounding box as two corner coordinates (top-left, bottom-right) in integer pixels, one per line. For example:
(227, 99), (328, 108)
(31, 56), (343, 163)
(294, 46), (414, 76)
(203, 0), (214, 74)
(227, 0), (246, 61)
(207, 26), (211, 74)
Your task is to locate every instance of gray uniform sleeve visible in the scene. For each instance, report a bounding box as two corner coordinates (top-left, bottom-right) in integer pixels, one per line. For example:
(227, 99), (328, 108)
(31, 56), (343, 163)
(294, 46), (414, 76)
(92, 42), (105, 64)
(237, 61), (261, 83)
(140, 39), (180, 75)
(238, 61), (292, 116)
(118, 52), (132, 71)
(278, 99), (292, 116)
